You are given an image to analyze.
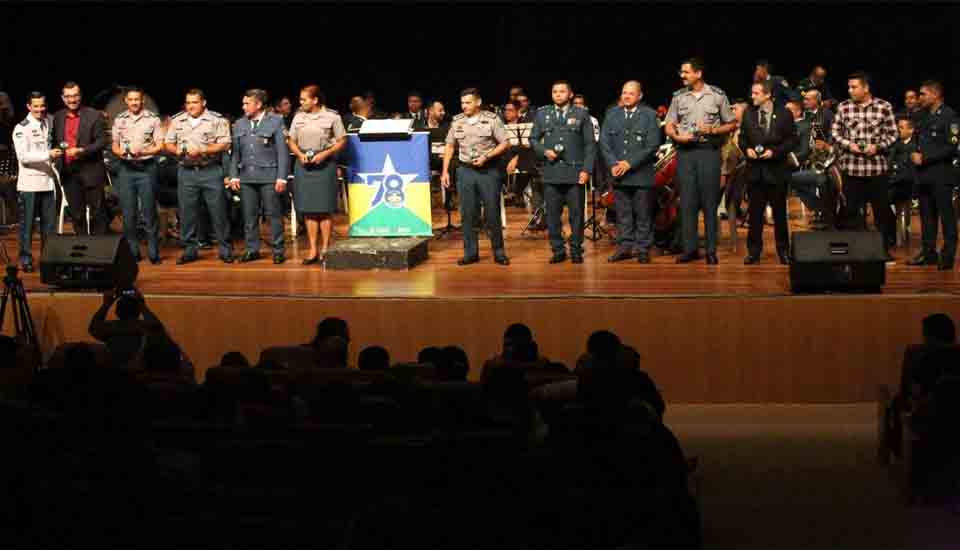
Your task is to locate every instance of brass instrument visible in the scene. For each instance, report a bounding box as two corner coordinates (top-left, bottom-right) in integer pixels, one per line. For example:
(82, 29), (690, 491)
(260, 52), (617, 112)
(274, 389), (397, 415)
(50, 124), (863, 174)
(807, 108), (835, 174)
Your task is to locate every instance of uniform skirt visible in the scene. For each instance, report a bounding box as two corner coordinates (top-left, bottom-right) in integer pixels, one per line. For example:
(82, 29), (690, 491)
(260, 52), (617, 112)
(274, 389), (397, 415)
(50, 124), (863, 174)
(293, 159), (338, 214)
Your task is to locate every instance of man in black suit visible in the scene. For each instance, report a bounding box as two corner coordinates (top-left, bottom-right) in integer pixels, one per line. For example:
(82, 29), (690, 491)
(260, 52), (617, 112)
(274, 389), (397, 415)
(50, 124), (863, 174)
(51, 82), (108, 234)
(739, 80), (797, 264)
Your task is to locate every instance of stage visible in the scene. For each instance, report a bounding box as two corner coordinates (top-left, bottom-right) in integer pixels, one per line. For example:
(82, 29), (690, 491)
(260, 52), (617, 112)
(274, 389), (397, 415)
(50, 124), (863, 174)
(6, 202), (960, 403)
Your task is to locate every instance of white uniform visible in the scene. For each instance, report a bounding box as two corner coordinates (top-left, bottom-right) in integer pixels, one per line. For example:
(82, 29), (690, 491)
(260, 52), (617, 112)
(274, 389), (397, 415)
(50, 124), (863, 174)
(12, 115), (56, 192)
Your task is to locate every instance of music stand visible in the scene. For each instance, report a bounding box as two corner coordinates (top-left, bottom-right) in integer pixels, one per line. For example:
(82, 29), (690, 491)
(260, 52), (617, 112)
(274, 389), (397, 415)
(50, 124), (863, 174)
(583, 176), (608, 242)
(516, 171), (546, 238)
(429, 128), (461, 240)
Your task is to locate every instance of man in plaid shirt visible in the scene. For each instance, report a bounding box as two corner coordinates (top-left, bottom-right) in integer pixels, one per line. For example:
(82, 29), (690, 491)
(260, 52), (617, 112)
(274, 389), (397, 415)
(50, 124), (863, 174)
(832, 71), (898, 256)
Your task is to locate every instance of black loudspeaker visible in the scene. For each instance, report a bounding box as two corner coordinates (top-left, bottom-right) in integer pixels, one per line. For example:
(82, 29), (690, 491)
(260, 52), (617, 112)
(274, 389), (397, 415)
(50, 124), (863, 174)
(40, 235), (138, 289)
(789, 231), (886, 293)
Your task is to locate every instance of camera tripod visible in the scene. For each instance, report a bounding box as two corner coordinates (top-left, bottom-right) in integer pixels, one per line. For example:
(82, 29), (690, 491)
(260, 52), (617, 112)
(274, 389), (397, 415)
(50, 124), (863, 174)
(0, 262), (40, 371)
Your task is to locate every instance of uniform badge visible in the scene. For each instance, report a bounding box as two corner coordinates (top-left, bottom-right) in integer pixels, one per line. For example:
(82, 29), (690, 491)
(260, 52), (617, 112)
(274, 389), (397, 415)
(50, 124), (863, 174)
(567, 118), (577, 126)
(951, 123), (958, 136)
(262, 137), (270, 146)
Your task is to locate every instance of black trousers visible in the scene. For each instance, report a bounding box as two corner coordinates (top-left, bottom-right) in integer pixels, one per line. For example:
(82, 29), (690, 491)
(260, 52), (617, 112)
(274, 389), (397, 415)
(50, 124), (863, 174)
(61, 167), (107, 235)
(747, 179), (788, 256)
(545, 182), (585, 255)
(843, 174), (894, 247)
(613, 186), (654, 254)
(917, 183), (957, 258)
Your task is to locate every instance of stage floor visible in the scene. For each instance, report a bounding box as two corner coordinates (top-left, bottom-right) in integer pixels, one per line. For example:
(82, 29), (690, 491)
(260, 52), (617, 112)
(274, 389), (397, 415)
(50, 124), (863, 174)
(8, 200), (960, 299)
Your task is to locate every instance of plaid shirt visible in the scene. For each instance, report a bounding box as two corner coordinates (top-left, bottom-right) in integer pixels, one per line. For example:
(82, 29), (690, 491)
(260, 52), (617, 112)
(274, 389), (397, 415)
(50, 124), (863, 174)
(831, 97), (897, 177)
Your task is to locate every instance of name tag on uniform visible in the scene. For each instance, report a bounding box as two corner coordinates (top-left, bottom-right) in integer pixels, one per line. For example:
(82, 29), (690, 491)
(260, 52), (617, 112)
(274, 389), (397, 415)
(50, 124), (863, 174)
(567, 118), (577, 126)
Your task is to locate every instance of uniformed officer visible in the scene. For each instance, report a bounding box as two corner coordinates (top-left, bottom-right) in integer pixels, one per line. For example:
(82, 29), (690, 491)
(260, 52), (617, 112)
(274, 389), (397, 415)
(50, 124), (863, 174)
(111, 86), (164, 264)
(227, 89), (289, 264)
(163, 88), (234, 265)
(530, 80), (595, 264)
(287, 84), (347, 265)
(11, 92), (59, 273)
(754, 60), (793, 108)
(907, 80), (958, 270)
(599, 81), (662, 263)
(665, 57), (738, 264)
(442, 88), (511, 265)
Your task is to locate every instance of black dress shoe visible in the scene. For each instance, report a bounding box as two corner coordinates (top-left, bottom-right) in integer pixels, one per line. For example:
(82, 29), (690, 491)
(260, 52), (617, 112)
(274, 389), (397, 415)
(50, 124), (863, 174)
(706, 253), (719, 265)
(177, 255), (198, 265)
(608, 250), (633, 263)
(494, 255), (510, 266)
(220, 255), (235, 264)
(777, 250), (791, 265)
(302, 256), (319, 265)
(938, 257), (955, 271)
(457, 256), (479, 266)
(149, 256), (162, 265)
(906, 253), (939, 266)
(571, 255), (584, 264)
(273, 254), (286, 265)
(637, 253), (651, 264)
(549, 252), (567, 264)
(240, 251), (261, 263)
(675, 252), (701, 264)
(134, 255), (143, 264)
(198, 240), (214, 250)
(744, 254), (761, 265)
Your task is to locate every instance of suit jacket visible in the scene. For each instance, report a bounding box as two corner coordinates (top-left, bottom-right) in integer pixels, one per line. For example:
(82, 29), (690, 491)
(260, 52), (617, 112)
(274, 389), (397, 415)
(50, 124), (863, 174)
(738, 104), (797, 185)
(51, 106), (108, 182)
(599, 105), (661, 187)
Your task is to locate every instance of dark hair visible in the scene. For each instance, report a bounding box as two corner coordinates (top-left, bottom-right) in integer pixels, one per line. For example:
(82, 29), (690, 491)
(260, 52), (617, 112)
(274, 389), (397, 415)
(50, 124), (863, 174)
(437, 346), (469, 381)
(920, 80), (944, 97)
(732, 97), (748, 105)
(587, 330), (622, 365)
(417, 346), (443, 365)
(27, 91), (45, 104)
(682, 57), (705, 73)
(786, 100), (802, 111)
(509, 85), (525, 93)
(756, 59), (772, 72)
(895, 115), (914, 127)
(62, 81), (81, 93)
(503, 100), (521, 111)
(753, 80), (773, 97)
(504, 323), (533, 343)
(244, 88), (269, 106)
(358, 346), (390, 371)
(115, 295), (142, 321)
(311, 317), (349, 347)
(552, 80), (572, 92)
(848, 71), (871, 87)
(143, 341), (181, 374)
(124, 86), (145, 98)
(362, 90), (376, 100)
(316, 336), (349, 368)
(460, 87), (481, 100)
(923, 313), (956, 344)
(220, 351), (250, 367)
(407, 90), (423, 101)
(573, 93), (587, 104)
(904, 88), (918, 96)
(185, 88), (206, 101)
(299, 85), (325, 105)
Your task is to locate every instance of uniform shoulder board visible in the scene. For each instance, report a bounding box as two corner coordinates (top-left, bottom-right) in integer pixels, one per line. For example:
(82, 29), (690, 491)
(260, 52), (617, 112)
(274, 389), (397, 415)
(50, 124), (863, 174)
(481, 111), (497, 119)
(325, 108), (338, 115)
(207, 110), (222, 118)
(144, 110), (158, 118)
(453, 113), (466, 121)
(672, 88), (687, 97)
(708, 85), (726, 96)
(171, 111), (186, 120)
(19, 118), (29, 126)
(537, 105), (550, 112)
(115, 111), (129, 119)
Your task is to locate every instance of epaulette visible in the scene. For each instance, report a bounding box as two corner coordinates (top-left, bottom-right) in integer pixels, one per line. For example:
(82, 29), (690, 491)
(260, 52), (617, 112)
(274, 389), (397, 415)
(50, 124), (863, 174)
(19, 118), (29, 126)
(325, 108), (338, 115)
(708, 85), (726, 96)
(537, 105), (550, 112)
(453, 113), (466, 121)
(143, 109), (158, 117)
(115, 111), (129, 119)
(171, 111), (186, 120)
(207, 110), (222, 118)
(480, 110), (497, 119)
(673, 88), (687, 97)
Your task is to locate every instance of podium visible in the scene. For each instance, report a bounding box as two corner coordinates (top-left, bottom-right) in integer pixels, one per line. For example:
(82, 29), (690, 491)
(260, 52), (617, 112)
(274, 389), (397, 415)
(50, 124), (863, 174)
(324, 119), (432, 270)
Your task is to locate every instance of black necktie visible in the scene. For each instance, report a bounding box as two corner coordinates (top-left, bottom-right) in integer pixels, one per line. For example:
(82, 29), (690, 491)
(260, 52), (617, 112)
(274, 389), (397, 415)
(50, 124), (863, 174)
(759, 111), (768, 134)
(252, 118), (259, 131)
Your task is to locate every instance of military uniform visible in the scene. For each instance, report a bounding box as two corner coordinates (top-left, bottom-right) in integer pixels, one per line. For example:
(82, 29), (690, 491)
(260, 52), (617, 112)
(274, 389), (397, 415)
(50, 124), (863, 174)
(598, 104), (661, 259)
(914, 104), (958, 266)
(112, 109), (164, 262)
(289, 107), (345, 214)
(530, 104), (595, 259)
(164, 109), (234, 262)
(11, 114), (57, 269)
(228, 112), (290, 261)
(445, 110), (509, 261)
(666, 84), (736, 259)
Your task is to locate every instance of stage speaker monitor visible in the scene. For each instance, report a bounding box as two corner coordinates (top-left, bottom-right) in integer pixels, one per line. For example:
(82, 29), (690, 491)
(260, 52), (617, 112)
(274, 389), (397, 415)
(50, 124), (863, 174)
(40, 235), (138, 290)
(789, 231), (886, 293)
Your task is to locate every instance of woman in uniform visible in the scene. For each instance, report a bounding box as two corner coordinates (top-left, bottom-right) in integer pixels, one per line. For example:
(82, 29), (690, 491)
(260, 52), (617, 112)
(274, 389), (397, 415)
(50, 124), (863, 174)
(288, 85), (347, 264)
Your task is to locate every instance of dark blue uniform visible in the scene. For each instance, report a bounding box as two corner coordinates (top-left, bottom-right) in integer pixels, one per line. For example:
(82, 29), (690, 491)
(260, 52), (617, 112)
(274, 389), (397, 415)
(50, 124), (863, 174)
(915, 104), (958, 265)
(228, 112), (290, 260)
(599, 104), (661, 258)
(530, 104), (595, 259)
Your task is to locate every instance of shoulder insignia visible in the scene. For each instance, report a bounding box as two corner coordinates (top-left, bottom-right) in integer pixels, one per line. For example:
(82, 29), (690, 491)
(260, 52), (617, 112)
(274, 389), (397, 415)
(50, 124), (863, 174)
(481, 111), (497, 119)
(171, 111), (186, 120)
(115, 111), (129, 118)
(708, 85), (726, 96)
(453, 113), (466, 121)
(325, 108), (338, 115)
(673, 88), (686, 97)
(207, 110), (222, 118)
(19, 118), (29, 127)
(537, 105), (550, 112)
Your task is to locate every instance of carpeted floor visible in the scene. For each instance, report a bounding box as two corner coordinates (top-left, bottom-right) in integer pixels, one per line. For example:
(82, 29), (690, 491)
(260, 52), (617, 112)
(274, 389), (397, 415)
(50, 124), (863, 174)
(666, 404), (959, 550)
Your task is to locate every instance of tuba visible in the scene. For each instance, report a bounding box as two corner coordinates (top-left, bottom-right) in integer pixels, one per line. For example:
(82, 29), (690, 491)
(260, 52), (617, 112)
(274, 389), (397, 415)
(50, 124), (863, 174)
(807, 109), (835, 174)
